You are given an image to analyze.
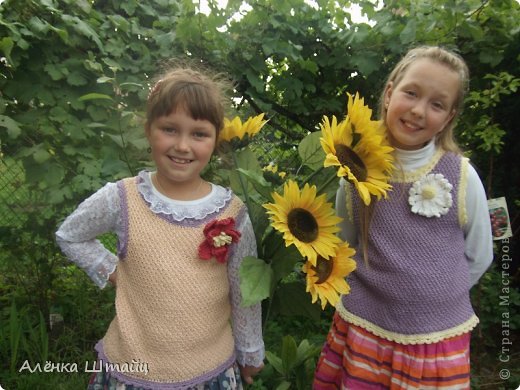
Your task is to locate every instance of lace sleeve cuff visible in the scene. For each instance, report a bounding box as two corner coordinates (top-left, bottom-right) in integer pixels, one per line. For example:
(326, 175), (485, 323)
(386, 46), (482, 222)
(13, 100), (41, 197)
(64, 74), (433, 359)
(236, 344), (265, 368)
(89, 252), (119, 289)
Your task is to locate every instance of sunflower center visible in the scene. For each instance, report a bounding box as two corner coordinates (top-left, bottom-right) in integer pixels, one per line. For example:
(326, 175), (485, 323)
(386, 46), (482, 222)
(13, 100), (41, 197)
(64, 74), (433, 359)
(335, 144), (367, 181)
(287, 208), (318, 243)
(312, 256), (333, 284)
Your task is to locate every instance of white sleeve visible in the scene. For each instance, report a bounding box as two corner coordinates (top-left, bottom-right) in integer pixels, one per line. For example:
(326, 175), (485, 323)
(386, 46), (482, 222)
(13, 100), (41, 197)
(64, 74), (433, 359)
(463, 164), (493, 286)
(55, 182), (121, 289)
(227, 210), (265, 367)
(336, 178), (359, 247)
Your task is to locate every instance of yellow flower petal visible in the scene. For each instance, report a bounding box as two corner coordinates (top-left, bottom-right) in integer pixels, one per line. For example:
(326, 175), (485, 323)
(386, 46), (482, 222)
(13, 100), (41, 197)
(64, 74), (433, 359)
(219, 113), (267, 143)
(302, 242), (357, 310)
(263, 180), (343, 265)
(319, 92), (395, 205)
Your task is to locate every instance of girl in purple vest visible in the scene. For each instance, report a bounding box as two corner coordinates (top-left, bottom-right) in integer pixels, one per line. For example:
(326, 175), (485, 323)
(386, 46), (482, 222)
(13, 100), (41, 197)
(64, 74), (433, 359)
(56, 65), (264, 389)
(314, 46), (493, 389)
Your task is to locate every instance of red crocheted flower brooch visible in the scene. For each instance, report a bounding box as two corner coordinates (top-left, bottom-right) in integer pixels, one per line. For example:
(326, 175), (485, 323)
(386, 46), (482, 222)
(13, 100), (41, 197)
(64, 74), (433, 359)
(198, 217), (241, 263)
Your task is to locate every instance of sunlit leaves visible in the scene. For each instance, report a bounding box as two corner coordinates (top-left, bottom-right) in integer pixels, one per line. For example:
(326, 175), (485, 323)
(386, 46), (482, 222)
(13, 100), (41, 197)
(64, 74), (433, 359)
(0, 115), (22, 139)
(239, 256), (274, 307)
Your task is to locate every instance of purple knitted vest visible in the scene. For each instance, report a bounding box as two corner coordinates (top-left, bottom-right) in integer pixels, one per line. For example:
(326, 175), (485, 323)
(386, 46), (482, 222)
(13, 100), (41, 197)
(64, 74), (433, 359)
(340, 151), (477, 343)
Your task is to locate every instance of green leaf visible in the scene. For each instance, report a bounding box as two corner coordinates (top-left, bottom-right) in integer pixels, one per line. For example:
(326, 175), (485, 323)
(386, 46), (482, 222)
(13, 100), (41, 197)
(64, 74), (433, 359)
(479, 49), (503, 67)
(265, 351), (284, 375)
(298, 131), (325, 170)
(28, 16), (49, 34)
(281, 335), (298, 373)
(45, 163), (65, 187)
(97, 76), (115, 84)
(128, 137), (149, 150)
(107, 14), (130, 32)
(350, 53), (381, 77)
(61, 15), (104, 51)
(271, 242), (302, 282)
(105, 133), (124, 148)
(122, 0), (138, 15)
(78, 93), (113, 101)
(9, 302), (21, 373)
(49, 106), (70, 123)
(33, 148), (51, 164)
(84, 59), (103, 73)
(102, 156), (130, 177)
(239, 256), (273, 307)
(0, 37), (14, 63)
(229, 149), (262, 197)
(247, 201), (270, 251)
(236, 168), (273, 199)
(156, 32), (176, 49)
(44, 63), (67, 81)
(245, 69), (264, 93)
(67, 71), (88, 86)
(275, 381), (291, 390)
(0, 115), (22, 138)
(295, 339), (321, 366)
(272, 282), (321, 321)
(310, 166), (339, 202)
(399, 19), (416, 44)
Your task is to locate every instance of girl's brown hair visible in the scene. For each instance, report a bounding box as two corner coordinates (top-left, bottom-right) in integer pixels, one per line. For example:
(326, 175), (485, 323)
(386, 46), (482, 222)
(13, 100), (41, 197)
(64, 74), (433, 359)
(146, 62), (231, 137)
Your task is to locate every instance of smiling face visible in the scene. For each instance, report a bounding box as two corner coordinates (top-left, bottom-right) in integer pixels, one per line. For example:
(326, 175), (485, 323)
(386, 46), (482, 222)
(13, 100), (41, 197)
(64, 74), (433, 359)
(146, 105), (217, 196)
(384, 58), (460, 150)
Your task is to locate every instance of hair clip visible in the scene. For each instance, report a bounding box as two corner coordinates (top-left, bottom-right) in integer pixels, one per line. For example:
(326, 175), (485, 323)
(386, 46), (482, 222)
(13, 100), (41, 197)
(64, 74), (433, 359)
(148, 79), (163, 100)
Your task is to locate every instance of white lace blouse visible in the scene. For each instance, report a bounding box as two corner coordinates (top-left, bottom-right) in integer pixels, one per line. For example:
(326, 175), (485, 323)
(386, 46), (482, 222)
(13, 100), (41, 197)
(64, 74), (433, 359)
(55, 170), (264, 367)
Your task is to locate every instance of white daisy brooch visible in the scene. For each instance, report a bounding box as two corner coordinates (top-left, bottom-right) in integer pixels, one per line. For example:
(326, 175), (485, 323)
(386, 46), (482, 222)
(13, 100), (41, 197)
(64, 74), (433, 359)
(408, 173), (453, 218)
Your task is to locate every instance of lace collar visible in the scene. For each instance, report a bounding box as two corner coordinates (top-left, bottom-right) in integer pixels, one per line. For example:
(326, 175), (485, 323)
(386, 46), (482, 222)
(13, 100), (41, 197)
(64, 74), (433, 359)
(137, 170), (233, 221)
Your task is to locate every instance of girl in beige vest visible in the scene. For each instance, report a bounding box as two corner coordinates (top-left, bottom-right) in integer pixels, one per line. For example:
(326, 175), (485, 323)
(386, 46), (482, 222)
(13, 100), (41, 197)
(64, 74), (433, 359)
(56, 64), (264, 389)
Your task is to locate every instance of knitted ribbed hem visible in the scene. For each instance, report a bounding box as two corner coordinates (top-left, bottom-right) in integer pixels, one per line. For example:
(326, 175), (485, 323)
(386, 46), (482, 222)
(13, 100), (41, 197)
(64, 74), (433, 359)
(336, 302), (479, 345)
(458, 157), (469, 227)
(94, 341), (236, 390)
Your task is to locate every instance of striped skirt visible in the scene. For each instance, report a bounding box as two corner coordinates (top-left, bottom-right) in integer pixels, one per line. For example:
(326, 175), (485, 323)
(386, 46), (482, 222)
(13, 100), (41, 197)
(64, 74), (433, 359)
(313, 312), (471, 389)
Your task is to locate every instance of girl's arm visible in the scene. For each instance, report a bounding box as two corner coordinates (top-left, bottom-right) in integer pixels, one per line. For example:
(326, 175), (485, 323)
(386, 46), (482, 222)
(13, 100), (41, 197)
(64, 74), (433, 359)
(336, 178), (358, 246)
(463, 164), (494, 286)
(227, 211), (265, 377)
(55, 183), (121, 289)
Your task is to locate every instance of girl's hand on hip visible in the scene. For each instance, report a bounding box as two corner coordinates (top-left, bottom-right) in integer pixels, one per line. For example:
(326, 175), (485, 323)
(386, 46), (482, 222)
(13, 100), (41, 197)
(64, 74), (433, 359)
(108, 270), (117, 287)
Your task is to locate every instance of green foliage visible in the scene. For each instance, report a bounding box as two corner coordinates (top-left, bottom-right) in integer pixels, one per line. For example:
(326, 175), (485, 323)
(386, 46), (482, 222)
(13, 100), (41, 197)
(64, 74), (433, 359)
(264, 336), (321, 389)
(239, 256), (274, 307)
(470, 263), (520, 389)
(462, 72), (520, 154)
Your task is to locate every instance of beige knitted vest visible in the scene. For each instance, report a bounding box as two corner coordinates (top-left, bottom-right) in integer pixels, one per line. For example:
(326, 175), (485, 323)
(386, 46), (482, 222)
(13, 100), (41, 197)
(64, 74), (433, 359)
(101, 177), (244, 385)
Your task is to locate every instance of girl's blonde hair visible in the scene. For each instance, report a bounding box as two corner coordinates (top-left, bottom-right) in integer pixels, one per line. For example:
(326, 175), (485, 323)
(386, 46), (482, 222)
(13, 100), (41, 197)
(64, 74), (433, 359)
(146, 63), (231, 137)
(379, 46), (470, 153)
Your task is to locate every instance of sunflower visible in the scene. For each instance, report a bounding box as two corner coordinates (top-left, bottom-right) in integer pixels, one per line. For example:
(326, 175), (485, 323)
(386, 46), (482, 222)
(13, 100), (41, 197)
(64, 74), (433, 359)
(264, 180), (342, 266)
(320, 93), (394, 205)
(219, 113), (267, 144)
(302, 243), (356, 310)
(263, 162), (287, 179)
